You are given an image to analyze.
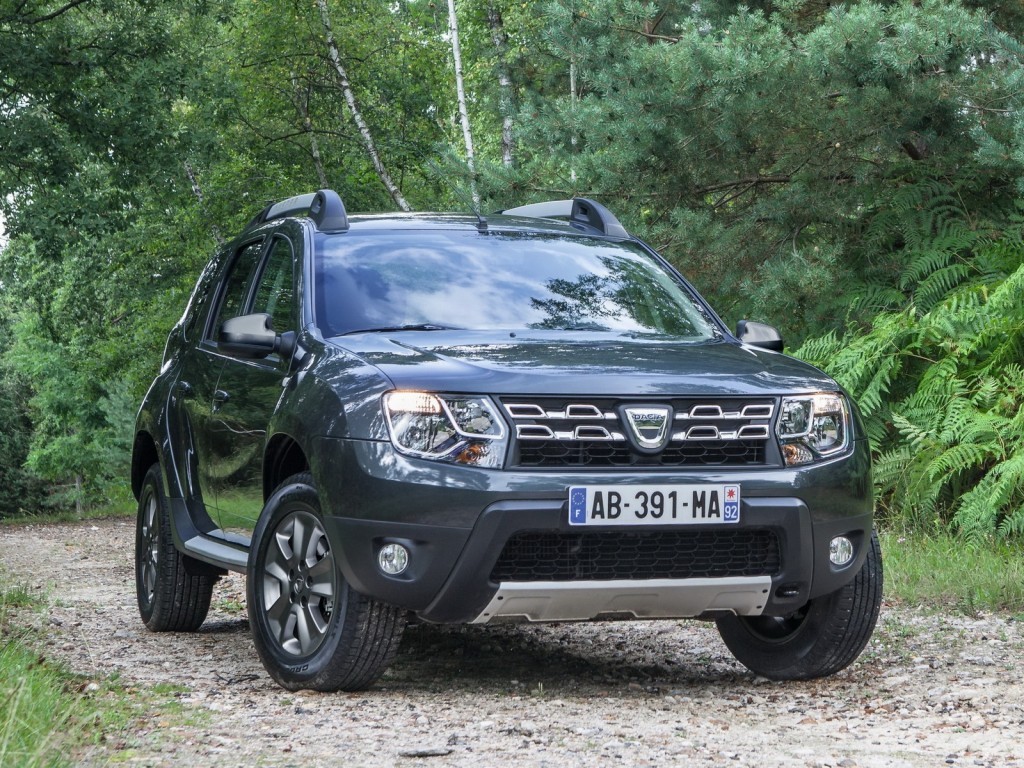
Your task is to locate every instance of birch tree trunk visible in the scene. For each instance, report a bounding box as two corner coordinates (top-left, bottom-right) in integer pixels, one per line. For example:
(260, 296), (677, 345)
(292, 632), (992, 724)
(291, 72), (329, 189)
(569, 59), (578, 185)
(486, 2), (515, 168)
(447, 0), (480, 208)
(316, 0), (411, 211)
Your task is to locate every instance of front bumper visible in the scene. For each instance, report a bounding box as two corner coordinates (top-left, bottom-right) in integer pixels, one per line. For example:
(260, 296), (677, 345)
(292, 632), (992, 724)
(312, 438), (873, 624)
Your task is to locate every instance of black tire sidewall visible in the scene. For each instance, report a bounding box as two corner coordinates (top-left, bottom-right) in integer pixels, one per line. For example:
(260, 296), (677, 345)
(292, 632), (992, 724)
(717, 531), (883, 680)
(718, 588), (844, 676)
(247, 475), (349, 690)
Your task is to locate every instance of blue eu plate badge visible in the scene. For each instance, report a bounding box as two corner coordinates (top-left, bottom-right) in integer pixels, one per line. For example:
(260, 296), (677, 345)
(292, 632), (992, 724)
(569, 487), (588, 525)
(723, 485), (740, 522)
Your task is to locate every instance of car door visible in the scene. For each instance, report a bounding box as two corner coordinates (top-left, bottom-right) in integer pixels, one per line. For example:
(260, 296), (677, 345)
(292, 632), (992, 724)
(180, 238), (266, 534)
(207, 233), (299, 537)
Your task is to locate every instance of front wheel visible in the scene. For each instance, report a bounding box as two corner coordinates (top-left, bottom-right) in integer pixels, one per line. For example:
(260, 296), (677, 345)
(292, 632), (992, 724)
(247, 473), (406, 691)
(716, 531), (883, 680)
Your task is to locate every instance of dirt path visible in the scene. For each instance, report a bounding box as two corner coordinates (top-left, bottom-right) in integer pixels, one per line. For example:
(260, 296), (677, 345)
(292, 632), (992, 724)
(1, 518), (1022, 767)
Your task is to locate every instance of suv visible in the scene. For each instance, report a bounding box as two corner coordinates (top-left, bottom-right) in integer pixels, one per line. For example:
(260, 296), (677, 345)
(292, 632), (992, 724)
(132, 190), (882, 692)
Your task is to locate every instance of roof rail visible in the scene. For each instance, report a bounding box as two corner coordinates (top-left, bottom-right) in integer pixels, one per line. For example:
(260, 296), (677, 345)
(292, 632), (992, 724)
(499, 197), (629, 239)
(247, 189), (349, 233)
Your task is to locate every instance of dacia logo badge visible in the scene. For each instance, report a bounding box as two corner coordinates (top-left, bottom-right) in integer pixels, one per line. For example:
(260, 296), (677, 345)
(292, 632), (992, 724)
(622, 405), (673, 451)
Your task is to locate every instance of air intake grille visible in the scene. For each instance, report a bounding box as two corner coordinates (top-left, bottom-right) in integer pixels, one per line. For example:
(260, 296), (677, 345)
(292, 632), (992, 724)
(490, 529), (781, 582)
(503, 397), (776, 469)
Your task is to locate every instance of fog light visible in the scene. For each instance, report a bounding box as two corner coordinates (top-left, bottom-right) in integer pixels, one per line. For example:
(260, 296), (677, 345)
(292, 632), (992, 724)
(829, 536), (854, 566)
(378, 543), (410, 575)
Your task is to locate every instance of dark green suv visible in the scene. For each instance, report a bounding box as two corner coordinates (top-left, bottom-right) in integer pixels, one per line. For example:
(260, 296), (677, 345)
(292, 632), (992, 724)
(131, 190), (881, 691)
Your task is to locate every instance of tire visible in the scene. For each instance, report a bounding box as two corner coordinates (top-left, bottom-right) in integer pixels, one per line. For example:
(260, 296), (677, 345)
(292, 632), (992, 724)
(135, 464), (215, 632)
(247, 472), (406, 692)
(716, 531), (883, 680)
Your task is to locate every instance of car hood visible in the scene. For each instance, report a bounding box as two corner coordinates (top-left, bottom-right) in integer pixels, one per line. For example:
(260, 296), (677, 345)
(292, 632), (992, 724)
(328, 331), (839, 397)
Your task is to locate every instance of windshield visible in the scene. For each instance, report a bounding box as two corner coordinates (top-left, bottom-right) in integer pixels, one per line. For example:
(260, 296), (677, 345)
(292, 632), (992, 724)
(314, 230), (721, 340)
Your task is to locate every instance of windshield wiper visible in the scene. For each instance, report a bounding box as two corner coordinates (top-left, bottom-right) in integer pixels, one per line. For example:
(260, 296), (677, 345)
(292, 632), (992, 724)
(343, 324), (461, 335)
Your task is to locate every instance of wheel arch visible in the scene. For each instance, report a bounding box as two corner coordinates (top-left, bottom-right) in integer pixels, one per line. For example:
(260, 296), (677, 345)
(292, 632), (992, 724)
(131, 431), (161, 500)
(263, 433), (311, 503)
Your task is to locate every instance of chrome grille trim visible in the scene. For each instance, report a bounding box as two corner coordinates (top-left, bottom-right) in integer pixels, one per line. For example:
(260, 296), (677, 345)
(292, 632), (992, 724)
(516, 425), (627, 441)
(675, 403), (776, 421)
(565, 404), (605, 419)
(505, 403), (617, 421)
(504, 397), (776, 468)
(507, 400), (774, 443)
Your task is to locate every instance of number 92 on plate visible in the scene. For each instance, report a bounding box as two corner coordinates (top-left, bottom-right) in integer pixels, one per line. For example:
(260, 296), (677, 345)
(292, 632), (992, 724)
(568, 484), (740, 526)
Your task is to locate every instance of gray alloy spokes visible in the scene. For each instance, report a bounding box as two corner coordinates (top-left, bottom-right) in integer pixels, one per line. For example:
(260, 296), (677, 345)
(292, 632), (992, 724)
(261, 510), (337, 656)
(141, 495), (159, 603)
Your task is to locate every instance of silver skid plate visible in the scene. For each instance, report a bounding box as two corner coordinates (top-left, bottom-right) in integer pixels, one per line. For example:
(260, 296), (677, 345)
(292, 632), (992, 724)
(471, 577), (772, 624)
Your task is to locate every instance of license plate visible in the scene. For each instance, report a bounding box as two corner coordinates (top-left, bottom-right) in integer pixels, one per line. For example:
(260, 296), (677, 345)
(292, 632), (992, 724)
(568, 484), (740, 526)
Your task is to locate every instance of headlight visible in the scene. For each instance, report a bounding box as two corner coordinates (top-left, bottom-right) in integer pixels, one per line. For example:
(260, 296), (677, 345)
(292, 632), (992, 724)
(777, 393), (850, 466)
(383, 391), (507, 468)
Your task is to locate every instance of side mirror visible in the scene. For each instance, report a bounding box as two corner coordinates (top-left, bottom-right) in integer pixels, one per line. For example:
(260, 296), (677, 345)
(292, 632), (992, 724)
(735, 320), (784, 352)
(219, 313), (296, 359)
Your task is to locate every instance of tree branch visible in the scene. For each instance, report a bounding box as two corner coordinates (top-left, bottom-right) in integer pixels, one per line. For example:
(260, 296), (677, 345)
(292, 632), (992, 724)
(19, 0), (91, 25)
(695, 174), (793, 197)
(609, 24), (680, 44)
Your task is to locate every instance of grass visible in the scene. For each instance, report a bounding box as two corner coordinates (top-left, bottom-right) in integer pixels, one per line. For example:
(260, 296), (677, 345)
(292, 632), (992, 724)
(879, 529), (1024, 614)
(0, 580), (190, 767)
(0, 584), (83, 767)
(0, 487), (135, 527)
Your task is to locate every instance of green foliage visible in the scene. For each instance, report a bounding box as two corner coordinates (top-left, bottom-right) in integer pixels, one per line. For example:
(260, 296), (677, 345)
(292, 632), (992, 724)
(500, 0), (1022, 337)
(0, 583), (77, 767)
(1, 0), (1023, 538)
(795, 217), (1024, 540)
(879, 530), (1024, 612)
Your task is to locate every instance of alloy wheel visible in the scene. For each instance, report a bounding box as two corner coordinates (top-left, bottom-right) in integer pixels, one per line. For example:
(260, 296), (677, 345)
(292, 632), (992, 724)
(260, 510), (337, 656)
(139, 493), (159, 606)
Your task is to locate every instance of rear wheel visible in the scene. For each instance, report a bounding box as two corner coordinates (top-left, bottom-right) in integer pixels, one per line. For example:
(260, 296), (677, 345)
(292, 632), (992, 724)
(135, 464), (215, 631)
(716, 531), (883, 680)
(247, 473), (406, 691)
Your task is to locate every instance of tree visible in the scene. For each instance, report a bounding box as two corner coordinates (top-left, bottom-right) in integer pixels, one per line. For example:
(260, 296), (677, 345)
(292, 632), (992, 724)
(316, 0), (412, 211)
(505, 0), (1023, 340)
(447, 0), (481, 208)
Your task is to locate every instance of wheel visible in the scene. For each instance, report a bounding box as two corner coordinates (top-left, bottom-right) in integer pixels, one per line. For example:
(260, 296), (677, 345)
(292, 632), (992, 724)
(247, 472), (406, 691)
(716, 531), (883, 680)
(135, 464), (215, 631)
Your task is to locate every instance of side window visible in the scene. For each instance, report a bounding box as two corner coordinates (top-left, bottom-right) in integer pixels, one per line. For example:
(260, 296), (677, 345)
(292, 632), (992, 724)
(251, 237), (296, 333)
(182, 257), (221, 342)
(209, 240), (265, 341)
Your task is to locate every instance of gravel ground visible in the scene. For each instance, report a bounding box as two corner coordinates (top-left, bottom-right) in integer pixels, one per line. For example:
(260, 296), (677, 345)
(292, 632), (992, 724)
(1, 517), (1023, 767)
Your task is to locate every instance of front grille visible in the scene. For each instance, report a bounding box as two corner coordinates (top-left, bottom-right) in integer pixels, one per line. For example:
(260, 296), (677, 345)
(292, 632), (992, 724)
(517, 439), (765, 468)
(503, 397), (775, 469)
(490, 529), (781, 582)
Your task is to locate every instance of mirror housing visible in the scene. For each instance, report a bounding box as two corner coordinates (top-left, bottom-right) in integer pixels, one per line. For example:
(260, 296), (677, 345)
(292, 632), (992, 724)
(735, 320), (784, 352)
(219, 313), (296, 359)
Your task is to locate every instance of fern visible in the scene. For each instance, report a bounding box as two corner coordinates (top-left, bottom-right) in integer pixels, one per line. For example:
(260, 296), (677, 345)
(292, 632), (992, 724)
(794, 218), (1024, 541)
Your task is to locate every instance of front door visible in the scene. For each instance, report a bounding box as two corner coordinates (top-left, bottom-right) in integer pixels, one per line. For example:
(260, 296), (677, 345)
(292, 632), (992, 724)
(207, 234), (299, 537)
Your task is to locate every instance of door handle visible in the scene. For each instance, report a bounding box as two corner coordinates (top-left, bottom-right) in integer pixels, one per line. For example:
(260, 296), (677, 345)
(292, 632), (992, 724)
(213, 389), (230, 409)
(177, 380), (194, 398)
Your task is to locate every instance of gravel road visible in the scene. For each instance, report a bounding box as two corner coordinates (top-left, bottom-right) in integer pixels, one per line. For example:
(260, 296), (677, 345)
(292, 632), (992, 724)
(1, 518), (1022, 767)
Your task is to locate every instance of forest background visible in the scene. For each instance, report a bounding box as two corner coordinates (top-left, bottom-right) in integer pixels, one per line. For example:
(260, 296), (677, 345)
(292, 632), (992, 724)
(1, 0), (1023, 546)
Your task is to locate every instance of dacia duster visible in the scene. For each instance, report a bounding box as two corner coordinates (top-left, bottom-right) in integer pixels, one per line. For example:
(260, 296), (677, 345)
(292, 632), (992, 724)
(131, 190), (882, 691)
